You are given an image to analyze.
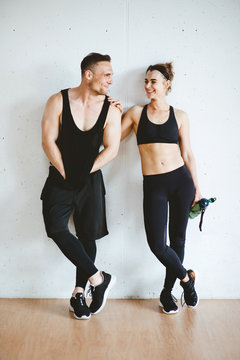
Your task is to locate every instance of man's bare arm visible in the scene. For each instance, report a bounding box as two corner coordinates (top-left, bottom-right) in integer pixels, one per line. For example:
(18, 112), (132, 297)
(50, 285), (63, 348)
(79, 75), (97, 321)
(41, 93), (66, 178)
(90, 106), (121, 173)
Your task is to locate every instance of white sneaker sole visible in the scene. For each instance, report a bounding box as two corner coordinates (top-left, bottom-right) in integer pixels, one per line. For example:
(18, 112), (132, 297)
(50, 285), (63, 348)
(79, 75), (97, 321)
(159, 301), (179, 314)
(69, 305), (91, 320)
(91, 275), (116, 315)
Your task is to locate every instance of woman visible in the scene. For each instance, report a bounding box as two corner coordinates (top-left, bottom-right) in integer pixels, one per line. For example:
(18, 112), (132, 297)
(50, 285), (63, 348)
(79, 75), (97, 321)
(120, 62), (201, 314)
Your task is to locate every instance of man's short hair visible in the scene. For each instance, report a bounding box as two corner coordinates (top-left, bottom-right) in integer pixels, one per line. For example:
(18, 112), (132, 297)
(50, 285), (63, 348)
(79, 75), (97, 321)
(81, 53), (111, 76)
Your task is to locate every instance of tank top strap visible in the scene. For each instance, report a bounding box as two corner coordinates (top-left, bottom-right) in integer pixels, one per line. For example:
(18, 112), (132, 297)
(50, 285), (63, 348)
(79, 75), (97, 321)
(136, 105), (147, 144)
(139, 104), (147, 124)
(60, 89), (71, 119)
(95, 95), (110, 130)
(141, 104), (149, 125)
(142, 104), (148, 115)
(169, 105), (177, 126)
(169, 105), (174, 117)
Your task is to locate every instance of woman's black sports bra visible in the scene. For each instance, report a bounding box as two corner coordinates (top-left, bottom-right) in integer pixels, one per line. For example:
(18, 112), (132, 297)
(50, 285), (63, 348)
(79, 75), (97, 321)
(136, 104), (179, 145)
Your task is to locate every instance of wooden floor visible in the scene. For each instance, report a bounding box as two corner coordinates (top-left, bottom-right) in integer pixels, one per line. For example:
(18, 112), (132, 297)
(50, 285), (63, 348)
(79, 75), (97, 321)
(0, 299), (240, 360)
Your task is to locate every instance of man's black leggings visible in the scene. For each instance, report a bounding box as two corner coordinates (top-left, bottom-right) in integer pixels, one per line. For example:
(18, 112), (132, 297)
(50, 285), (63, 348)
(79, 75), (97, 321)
(41, 182), (99, 289)
(143, 166), (195, 291)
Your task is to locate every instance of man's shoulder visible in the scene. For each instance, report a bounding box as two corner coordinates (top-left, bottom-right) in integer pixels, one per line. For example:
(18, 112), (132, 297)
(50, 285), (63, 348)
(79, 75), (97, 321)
(42, 92), (63, 120)
(107, 100), (122, 118)
(47, 91), (62, 103)
(45, 91), (63, 112)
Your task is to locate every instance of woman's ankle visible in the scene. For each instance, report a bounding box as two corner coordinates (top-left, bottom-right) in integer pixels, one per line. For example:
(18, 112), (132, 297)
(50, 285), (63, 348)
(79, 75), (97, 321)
(89, 271), (103, 286)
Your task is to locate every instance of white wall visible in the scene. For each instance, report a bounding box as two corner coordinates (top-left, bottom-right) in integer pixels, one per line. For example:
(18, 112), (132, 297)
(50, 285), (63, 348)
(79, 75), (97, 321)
(1, 0), (240, 299)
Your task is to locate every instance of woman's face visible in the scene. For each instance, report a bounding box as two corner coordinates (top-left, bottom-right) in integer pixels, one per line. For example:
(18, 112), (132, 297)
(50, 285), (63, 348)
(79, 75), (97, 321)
(144, 70), (170, 99)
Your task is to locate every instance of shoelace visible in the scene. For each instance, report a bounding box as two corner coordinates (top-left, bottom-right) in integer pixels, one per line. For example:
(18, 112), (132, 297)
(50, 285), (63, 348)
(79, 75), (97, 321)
(79, 296), (84, 307)
(181, 292), (186, 307)
(86, 285), (95, 298)
(76, 293), (85, 306)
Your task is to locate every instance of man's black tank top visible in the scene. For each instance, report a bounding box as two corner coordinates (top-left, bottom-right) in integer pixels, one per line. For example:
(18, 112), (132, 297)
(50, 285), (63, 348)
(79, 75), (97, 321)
(137, 104), (179, 145)
(50, 89), (110, 189)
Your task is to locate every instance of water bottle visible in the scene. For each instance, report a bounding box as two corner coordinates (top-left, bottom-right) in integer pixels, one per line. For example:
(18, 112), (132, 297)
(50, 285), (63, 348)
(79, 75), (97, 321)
(189, 197), (216, 221)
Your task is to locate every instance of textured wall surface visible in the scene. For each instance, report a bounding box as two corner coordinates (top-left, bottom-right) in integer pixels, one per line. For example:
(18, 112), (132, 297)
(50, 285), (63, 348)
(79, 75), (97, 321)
(1, 0), (240, 298)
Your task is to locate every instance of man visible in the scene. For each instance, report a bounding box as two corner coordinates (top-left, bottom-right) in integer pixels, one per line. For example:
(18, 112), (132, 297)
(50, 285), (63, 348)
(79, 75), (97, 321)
(41, 53), (121, 319)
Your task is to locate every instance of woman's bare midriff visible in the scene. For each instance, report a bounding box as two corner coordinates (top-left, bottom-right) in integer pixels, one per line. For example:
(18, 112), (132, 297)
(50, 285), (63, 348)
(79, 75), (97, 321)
(138, 143), (184, 175)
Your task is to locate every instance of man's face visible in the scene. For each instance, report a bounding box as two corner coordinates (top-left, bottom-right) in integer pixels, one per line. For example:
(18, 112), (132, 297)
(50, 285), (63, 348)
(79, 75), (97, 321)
(89, 61), (113, 95)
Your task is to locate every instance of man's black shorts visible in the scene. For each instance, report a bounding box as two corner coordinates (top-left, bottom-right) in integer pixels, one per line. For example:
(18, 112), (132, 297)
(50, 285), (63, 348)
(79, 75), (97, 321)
(41, 168), (108, 241)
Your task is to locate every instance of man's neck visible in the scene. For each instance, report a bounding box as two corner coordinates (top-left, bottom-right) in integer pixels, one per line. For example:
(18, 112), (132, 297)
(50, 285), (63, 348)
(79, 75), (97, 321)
(70, 84), (105, 105)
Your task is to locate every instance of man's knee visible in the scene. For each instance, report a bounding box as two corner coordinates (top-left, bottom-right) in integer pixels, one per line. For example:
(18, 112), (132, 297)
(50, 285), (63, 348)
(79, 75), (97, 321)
(46, 227), (69, 240)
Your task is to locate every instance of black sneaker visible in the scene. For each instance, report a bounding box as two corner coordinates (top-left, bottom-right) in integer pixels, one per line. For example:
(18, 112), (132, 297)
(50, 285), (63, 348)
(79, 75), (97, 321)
(69, 292), (91, 319)
(180, 269), (199, 308)
(159, 289), (179, 314)
(89, 271), (116, 315)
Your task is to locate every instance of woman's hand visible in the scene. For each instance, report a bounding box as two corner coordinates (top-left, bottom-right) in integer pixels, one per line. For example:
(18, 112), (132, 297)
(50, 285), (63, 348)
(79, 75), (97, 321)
(192, 188), (202, 207)
(108, 97), (123, 115)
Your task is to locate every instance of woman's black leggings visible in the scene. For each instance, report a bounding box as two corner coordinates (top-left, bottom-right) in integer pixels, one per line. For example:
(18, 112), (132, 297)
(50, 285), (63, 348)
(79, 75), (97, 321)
(143, 166), (195, 291)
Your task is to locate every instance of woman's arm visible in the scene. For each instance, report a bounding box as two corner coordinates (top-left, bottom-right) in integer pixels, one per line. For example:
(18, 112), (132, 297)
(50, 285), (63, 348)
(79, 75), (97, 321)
(108, 99), (140, 141)
(178, 110), (202, 205)
(121, 110), (134, 140)
(121, 106), (142, 140)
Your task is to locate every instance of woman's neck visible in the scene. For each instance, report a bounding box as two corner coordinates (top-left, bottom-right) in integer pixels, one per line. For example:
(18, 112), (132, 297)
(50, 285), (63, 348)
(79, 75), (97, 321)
(149, 97), (169, 111)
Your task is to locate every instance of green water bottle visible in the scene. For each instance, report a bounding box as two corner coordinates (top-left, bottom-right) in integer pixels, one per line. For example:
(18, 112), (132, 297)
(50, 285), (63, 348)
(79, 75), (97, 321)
(189, 197), (216, 231)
